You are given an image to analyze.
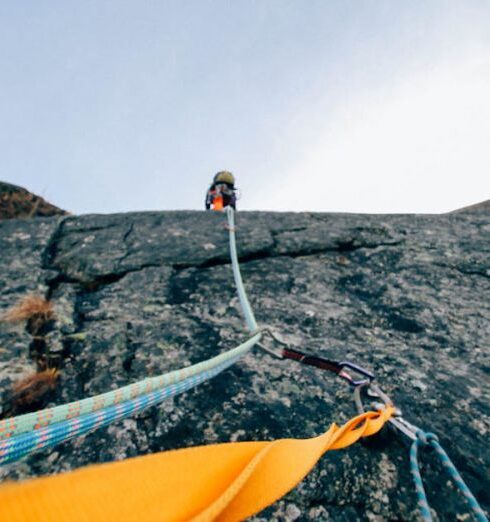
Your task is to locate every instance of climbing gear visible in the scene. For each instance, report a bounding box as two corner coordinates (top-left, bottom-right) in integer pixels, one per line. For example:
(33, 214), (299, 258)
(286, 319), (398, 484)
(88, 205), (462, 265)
(206, 184), (236, 211)
(0, 202), (396, 519)
(0, 207), (486, 521)
(256, 326), (374, 388)
(0, 208), (255, 461)
(0, 333), (261, 465)
(282, 348), (374, 387)
(205, 173), (237, 211)
(214, 170), (235, 186)
(354, 381), (427, 442)
(212, 194), (224, 211)
(226, 207), (258, 332)
(354, 381), (488, 522)
(410, 430), (488, 522)
(0, 334), (261, 441)
(0, 407), (394, 522)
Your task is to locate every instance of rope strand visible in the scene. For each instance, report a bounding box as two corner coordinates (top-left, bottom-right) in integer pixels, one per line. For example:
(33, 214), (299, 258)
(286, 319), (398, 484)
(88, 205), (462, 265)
(410, 430), (488, 522)
(0, 209), (262, 463)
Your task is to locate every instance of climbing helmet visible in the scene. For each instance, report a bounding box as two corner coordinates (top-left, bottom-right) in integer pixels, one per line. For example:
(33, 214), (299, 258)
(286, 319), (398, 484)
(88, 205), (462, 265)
(213, 171), (235, 186)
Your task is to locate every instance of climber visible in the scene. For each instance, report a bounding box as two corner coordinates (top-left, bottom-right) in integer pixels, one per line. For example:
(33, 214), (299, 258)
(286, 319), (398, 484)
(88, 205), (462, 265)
(205, 171), (237, 211)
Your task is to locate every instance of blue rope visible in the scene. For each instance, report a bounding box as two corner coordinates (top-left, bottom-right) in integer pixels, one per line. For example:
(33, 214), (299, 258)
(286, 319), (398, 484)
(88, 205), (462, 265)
(0, 355), (242, 465)
(409, 430), (488, 522)
(226, 207), (258, 332)
(0, 209), (263, 465)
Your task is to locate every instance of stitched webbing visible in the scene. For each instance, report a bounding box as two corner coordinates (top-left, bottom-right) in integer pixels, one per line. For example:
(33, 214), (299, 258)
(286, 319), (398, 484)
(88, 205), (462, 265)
(0, 407), (395, 522)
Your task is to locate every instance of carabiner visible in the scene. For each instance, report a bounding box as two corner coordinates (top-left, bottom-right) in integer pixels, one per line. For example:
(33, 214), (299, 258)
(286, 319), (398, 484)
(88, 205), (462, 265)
(338, 361), (375, 387)
(255, 327), (286, 359)
(354, 382), (419, 441)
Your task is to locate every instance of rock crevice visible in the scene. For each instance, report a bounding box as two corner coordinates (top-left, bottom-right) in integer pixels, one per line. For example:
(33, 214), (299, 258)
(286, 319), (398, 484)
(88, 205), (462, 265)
(0, 209), (488, 521)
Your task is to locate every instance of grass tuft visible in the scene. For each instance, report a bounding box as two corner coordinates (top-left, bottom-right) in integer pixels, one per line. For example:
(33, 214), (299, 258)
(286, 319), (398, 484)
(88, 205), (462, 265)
(1, 294), (55, 335)
(1, 294), (54, 323)
(6, 368), (60, 416)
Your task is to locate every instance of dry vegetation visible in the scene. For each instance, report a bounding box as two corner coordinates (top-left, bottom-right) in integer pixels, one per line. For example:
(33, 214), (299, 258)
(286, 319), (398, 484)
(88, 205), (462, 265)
(3, 369), (60, 417)
(1, 294), (54, 323)
(11, 368), (60, 402)
(0, 181), (68, 219)
(1, 294), (55, 335)
(0, 295), (61, 416)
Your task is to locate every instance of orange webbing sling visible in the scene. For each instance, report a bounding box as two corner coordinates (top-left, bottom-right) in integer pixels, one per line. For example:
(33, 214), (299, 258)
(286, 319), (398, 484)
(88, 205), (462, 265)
(0, 407), (393, 522)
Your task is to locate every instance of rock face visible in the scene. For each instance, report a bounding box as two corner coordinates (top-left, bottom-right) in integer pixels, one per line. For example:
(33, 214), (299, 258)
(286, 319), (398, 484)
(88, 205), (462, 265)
(0, 182), (67, 220)
(0, 210), (489, 521)
(451, 199), (490, 215)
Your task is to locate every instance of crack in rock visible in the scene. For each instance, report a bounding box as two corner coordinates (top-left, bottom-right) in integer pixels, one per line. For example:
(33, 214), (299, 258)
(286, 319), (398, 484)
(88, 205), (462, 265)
(0, 209), (488, 521)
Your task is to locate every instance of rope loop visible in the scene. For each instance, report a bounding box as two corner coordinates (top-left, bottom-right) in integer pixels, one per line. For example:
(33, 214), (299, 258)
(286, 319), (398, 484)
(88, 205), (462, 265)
(410, 430), (488, 522)
(416, 430), (439, 446)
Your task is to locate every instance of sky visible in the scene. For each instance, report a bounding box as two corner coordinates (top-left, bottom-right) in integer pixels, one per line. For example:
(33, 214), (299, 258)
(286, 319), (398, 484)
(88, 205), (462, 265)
(1, 1), (489, 214)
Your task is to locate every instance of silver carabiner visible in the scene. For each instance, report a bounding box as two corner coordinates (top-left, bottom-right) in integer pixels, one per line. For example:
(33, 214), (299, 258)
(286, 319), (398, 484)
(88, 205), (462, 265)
(354, 382), (419, 441)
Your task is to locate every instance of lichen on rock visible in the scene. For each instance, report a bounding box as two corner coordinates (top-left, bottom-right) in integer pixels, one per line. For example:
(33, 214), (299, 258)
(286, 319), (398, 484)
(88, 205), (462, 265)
(0, 209), (488, 520)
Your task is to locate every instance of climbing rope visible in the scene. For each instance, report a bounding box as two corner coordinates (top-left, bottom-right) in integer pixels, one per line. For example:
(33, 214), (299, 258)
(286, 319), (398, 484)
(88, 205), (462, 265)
(0, 350), (251, 465)
(0, 208), (487, 521)
(355, 383), (488, 522)
(0, 407), (395, 522)
(0, 208), (263, 462)
(410, 430), (488, 522)
(0, 334), (260, 442)
(225, 207), (257, 332)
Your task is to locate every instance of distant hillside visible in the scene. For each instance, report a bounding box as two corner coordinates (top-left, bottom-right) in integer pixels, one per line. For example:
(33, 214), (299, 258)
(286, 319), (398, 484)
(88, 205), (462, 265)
(0, 182), (68, 220)
(450, 199), (490, 214)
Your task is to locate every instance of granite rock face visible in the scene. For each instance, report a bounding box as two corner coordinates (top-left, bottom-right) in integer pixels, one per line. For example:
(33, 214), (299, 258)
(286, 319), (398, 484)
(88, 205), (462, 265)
(0, 209), (489, 521)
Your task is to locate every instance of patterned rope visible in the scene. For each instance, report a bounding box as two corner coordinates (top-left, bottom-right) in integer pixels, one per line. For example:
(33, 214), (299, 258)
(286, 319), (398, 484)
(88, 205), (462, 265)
(0, 354), (243, 466)
(0, 334), (259, 441)
(0, 208), (262, 464)
(409, 430), (488, 522)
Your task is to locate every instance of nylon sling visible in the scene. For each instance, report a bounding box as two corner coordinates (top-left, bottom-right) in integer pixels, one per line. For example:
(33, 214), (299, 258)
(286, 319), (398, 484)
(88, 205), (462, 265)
(0, 407), (394, 521)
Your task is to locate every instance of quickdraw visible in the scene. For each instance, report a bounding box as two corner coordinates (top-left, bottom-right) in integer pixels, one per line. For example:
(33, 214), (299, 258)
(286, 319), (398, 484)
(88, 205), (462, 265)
(0, 207), (486, 522)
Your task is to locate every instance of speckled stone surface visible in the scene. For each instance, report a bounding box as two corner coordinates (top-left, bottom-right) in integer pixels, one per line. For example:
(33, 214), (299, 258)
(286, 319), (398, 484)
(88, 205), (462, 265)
(0, 210), (489, 521)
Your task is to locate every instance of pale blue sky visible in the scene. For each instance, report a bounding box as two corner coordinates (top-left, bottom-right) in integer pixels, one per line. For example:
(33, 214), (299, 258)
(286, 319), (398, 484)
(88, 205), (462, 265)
(1, 1), (489, 214)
